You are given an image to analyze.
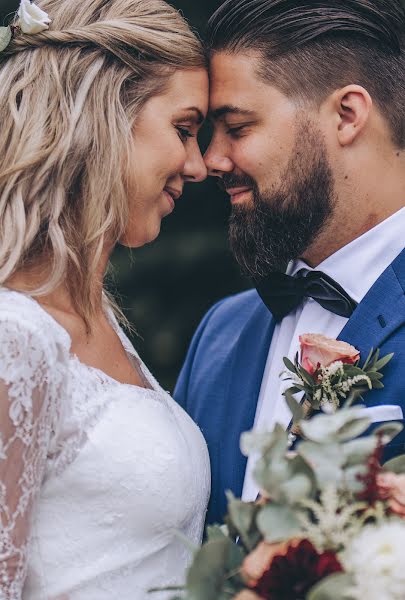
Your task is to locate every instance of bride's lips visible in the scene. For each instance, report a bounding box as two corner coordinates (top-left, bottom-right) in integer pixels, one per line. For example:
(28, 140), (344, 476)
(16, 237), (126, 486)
(163, 187), (182, 212)
(226, 186), (253, 204)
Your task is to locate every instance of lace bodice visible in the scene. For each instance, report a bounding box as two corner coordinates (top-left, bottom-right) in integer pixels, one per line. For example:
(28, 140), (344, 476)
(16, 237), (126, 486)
(0, 289), (210, 600)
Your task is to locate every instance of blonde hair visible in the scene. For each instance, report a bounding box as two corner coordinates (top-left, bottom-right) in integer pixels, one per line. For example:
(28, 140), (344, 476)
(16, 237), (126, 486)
(0, 0), (206, 327)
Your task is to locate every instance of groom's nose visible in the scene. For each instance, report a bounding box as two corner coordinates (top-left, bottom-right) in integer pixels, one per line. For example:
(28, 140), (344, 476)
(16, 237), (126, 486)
(204, 142), (234, 177)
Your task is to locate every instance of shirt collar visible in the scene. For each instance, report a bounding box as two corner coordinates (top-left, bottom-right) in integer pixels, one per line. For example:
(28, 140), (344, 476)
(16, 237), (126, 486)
(287, 207), (405, 303)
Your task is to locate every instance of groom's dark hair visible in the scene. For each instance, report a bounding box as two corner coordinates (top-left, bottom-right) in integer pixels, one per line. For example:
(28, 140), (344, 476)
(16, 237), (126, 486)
(207, 0), (405, 147)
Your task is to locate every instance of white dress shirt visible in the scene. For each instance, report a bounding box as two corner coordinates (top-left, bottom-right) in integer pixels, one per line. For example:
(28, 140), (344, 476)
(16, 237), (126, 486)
(242, 207), (405, 501)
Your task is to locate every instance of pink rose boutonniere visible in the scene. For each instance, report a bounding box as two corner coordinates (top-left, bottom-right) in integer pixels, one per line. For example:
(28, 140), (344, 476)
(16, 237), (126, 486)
(300, 334), (359, 376)
(283, 333), (393, 422)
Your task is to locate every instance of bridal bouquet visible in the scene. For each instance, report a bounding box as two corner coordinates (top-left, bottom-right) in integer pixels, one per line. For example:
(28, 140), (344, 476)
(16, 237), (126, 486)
(162, 335), (405, 600)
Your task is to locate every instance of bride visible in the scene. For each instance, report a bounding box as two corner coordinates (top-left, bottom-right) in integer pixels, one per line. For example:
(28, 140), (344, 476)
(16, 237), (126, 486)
(0, 0), (210, 598)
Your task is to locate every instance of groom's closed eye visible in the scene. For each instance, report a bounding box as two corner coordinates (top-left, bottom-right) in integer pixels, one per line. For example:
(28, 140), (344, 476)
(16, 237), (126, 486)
(225, 124), (254, 138)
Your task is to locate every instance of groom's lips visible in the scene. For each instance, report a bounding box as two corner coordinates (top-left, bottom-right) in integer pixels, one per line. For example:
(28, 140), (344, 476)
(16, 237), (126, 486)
(226, 186), (253, 204)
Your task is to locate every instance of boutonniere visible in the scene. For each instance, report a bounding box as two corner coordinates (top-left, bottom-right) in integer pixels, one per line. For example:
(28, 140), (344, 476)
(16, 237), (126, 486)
(282, 333), (393, 439)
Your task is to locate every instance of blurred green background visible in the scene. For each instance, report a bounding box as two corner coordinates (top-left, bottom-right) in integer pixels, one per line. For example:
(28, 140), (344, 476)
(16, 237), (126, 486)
(0, 0), (249, 390)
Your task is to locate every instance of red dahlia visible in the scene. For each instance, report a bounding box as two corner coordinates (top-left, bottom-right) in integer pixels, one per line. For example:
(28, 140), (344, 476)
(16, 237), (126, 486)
(253, 539), (343, 600)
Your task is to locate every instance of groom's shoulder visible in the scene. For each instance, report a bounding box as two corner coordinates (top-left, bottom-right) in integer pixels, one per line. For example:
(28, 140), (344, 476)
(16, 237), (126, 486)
(201, 288), (263, 331)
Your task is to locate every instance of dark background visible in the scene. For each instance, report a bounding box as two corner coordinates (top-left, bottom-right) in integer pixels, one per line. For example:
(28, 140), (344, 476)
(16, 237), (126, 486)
(0, 0), (249, 390)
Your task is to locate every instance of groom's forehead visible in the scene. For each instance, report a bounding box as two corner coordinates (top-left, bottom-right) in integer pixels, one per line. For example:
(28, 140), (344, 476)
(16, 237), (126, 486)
(208, 51), (281, 117)
(209, 50), (261, 88)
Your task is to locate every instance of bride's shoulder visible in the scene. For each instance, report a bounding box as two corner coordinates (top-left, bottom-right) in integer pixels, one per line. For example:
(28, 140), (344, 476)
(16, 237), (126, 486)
(0, 287), (70, 358)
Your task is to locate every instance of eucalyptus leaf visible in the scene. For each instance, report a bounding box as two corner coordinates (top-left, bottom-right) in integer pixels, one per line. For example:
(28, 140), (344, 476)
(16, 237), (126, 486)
(279, 472), (314, 502)
(382, 453), (405, 474)
(0, 26), (11, 53)
(226, 492), (261, 551)
(186, 538), (244, 600)
(336, 416), (373, 441)
(372, 421), (403, 445)
(206, 525), (229, 542)
(298, 441), (344, 488)
(256, 503), (303, 542)
(240, 423), (288, 458)
(307, 572), (355, 600)
(344, 463), (369, 494)
(299, 408), (370, 444)
(288, 454), (317, 496)
(342, 436), (377, 467)
(240, 430), (274, 456)
(253, 455), (290, 502)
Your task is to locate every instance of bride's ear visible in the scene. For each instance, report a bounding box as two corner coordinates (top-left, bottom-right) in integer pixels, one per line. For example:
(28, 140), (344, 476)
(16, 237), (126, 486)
(332, 85), (372, 147)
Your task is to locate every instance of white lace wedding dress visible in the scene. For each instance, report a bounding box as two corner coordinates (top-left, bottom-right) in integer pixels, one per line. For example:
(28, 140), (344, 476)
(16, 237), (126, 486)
(0, 288), (210, 600)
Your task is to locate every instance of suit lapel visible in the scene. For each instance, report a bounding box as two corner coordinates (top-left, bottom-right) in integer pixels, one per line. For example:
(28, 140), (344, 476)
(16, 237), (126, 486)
(218, 299), (275, 514)
(338, 249), (405, 356)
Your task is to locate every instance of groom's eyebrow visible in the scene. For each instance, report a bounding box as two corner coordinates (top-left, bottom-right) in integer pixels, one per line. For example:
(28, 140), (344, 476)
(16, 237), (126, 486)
(183, 107), (205, 124)
(209, 105), (257, 120)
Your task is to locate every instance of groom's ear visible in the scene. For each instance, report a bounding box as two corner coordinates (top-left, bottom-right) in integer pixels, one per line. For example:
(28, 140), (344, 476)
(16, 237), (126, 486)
(325, 85), (372, 147)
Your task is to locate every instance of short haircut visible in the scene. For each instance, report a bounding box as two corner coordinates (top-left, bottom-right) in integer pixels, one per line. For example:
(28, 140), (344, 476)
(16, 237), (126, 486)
(207, 0), (405, 147)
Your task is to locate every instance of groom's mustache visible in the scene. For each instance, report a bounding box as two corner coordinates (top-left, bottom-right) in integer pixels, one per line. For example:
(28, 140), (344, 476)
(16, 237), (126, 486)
(217, 174), (256, 192)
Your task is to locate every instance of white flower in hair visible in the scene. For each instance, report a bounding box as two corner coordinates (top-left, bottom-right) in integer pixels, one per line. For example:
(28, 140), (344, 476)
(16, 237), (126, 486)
(18, 0), (51, 35)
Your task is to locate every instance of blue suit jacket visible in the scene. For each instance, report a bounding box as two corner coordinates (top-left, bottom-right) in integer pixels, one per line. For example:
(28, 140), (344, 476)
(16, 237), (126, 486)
(175, 249), (405, 525)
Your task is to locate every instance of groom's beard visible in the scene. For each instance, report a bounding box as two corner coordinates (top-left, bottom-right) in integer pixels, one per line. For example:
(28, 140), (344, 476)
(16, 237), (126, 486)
(227, 124), (336, 279)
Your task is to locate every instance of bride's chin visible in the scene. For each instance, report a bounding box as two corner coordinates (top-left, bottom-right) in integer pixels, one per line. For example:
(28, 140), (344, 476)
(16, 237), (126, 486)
(119, 225), (162, 248)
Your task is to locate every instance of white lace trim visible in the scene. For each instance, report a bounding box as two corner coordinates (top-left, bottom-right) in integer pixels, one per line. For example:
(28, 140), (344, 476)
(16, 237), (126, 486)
(0, 302), (68, 600)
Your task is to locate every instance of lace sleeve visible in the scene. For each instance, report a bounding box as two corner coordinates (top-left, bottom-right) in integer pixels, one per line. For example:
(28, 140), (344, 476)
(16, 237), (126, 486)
(0, 317), (65, 600)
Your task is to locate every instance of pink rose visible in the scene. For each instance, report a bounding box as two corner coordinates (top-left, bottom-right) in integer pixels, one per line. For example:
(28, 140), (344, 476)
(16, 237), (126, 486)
(299, 333), (360, 375)
(377, 472), (405, 517)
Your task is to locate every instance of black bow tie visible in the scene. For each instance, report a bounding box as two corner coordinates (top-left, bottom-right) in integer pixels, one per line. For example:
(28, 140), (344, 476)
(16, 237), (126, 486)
(255, 269), (358, 321)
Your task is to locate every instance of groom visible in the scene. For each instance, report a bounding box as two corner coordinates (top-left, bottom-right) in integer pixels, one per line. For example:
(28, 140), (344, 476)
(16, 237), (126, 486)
(175, 0), (405, 525)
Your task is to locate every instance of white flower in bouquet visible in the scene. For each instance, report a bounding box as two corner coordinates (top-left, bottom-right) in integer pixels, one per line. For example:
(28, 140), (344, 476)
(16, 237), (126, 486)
(342, 520), (405, 600)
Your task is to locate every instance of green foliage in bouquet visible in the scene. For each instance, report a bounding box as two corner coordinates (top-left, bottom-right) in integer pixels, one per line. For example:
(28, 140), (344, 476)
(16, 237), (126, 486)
(156, 405), (403, 600)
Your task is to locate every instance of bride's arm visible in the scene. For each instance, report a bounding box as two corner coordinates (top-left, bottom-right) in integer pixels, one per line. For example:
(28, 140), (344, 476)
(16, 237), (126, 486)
(0, 317), (63, 600)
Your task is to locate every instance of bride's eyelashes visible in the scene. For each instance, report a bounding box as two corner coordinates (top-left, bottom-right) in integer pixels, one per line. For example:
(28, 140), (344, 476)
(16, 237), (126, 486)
(176, 125), (195, 142)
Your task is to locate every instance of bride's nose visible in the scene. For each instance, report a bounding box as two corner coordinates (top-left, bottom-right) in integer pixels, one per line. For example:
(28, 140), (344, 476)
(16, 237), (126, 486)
(183, 143), (208, 183)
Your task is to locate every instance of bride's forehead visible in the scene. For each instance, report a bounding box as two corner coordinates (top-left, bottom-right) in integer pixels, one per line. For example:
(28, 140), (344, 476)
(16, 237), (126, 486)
(139, 69), (209, 118)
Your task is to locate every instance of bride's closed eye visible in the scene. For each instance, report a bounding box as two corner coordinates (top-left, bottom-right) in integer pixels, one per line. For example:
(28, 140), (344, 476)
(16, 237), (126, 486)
(176, 126), (195, 142)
